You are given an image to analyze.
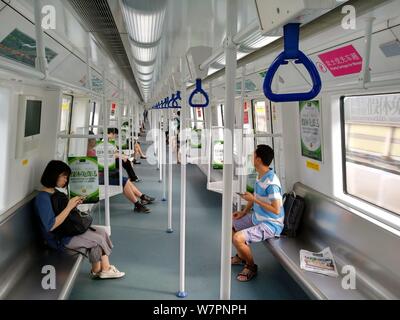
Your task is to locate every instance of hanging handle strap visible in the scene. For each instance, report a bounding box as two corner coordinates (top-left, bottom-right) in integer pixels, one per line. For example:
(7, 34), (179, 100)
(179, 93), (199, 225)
(188, 79), (209, 108)
(263, 23), (322, 102)
(162, 97), (170, 109)
(168, 91), (182, 109)
(168, 94), (176, 108)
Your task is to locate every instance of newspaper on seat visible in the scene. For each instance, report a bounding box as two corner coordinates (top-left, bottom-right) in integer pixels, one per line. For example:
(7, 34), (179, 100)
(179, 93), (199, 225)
(300, 247), (339, 277)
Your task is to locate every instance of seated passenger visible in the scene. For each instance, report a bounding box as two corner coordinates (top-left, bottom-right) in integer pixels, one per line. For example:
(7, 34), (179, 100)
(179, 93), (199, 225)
(134, 140), (147, 160)
(34, 160), (125, 279)
(87, 134), (97, 157)
(87, 136), (154, 213)
(231, 145), (285, 282)
(107, 128), (142, 181)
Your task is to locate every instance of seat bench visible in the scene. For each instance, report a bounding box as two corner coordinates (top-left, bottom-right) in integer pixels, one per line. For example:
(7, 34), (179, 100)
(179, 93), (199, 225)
(265, 182), (400, 300)
(0, 193), (84, 300)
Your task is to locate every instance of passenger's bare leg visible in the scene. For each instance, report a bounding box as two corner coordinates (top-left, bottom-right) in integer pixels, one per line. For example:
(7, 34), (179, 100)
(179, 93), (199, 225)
(233, 231), (254, 266)
(126, 180), (142, 197)
(100, 255), (111, 271)
(123, 182), (139, 203)
(92, 262), (101, 273)
(135, 143), (146, 158)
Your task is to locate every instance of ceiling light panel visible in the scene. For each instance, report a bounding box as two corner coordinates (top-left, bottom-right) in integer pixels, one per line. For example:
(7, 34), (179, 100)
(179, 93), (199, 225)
(136, 64), (154, 76)
(139, 73), (153, 81)
(122, 0), (167, 44)
(240, 32), (280, 50)
(131, 45), (157, 63)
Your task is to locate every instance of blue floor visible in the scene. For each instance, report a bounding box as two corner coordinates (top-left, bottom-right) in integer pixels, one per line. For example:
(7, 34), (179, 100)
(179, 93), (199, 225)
(69, 140), (308, 300)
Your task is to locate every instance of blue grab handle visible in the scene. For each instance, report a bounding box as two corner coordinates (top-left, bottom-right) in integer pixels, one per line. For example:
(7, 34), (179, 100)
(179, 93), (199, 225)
(168, 94), (176, 108)
(169, 91), (182, 109)
(189, 79), (209, 108)
(263, 23), (321, 102)
(163, 97), (170, 109)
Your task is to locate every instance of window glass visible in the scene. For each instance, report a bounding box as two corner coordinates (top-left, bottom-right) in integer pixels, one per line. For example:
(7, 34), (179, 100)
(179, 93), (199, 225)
(252, 99), (272, 146)
(59, 95), (73, 133)
(195, 108), (204, 129)
(342, 93), (400, 215)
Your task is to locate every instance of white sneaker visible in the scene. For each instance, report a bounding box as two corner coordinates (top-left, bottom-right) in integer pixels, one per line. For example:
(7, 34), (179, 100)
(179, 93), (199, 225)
(99, 265), (125, 279)
(90, 270), (100, 279)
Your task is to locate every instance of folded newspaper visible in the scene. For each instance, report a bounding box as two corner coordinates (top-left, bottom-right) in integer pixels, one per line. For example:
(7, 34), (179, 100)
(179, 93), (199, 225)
(300, 247), (339, 277)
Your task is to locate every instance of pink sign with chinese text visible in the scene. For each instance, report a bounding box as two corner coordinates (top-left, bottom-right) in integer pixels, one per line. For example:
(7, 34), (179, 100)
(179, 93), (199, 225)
(318, 45), (363, 77)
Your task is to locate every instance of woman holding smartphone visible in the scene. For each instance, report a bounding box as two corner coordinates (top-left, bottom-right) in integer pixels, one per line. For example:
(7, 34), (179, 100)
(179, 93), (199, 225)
(34, 160), (125, 280)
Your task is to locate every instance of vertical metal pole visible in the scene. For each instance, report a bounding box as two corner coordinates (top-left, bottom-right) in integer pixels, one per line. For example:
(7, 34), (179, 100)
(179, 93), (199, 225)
(206, 83), (213, 190)
(102, 69), (111, 235)
(177, 57), (188, 298)
(220, 0), (237, 300)
(135, 102), (140, 140)
(86, 33), (93, 91)
(118, 81), (123, 191)
(362, 17), (375, 86)
(34, 0), (48, 77)
(129, 95), (133, 159)
(167, 107), (173, 232)
(162, 110), (167, 201)
(159, 113), (163, 180)
(237, 66), (246, 210)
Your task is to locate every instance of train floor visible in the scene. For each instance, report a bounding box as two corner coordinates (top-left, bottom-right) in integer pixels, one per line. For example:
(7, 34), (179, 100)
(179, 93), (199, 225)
(69, 139), (308, 300)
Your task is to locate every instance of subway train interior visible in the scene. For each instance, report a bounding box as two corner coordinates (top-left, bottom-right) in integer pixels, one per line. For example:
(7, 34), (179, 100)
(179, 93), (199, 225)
(0, 0), (400, 302)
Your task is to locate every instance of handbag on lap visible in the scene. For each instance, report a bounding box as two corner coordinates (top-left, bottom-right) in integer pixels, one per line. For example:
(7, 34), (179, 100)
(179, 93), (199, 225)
(50, 190), (94, 238)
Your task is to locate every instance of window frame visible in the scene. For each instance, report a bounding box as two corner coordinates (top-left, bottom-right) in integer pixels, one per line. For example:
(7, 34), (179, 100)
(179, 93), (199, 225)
(340, 93), (400, 217)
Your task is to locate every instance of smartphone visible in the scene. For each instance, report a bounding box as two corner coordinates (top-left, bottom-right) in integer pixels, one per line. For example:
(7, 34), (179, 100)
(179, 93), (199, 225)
(236, 192), (245, 196)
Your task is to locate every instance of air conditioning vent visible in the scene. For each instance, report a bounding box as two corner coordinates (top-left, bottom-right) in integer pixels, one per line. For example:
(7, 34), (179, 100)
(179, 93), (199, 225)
(67, 0), (141, 100)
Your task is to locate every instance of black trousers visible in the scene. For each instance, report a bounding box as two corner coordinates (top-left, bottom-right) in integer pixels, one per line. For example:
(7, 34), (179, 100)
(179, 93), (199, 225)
(116, 159), (138, 181)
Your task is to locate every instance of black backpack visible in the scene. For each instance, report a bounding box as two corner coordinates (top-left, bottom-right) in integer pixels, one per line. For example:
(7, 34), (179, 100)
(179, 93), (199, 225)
(281, 191), (305, 237)
(50, 190), (94, 238)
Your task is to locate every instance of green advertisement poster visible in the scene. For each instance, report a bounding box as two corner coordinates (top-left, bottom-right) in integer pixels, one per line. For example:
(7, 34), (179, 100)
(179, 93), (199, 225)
(68, 157), (100, 204)
(95, 140), (116, 171)
(191, 129), (202, 148)
(212, 141), (224, 170)
(299, 100), (323, 162)
(0, 29), (57, 68)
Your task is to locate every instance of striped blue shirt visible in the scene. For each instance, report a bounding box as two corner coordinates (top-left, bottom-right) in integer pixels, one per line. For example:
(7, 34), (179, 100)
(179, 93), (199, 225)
(251, 169), (285, 236)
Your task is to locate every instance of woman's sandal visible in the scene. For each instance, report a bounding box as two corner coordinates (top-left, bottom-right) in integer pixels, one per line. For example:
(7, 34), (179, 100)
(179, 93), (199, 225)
(237, 264), (258, 282)
(231, 254), (246, 265)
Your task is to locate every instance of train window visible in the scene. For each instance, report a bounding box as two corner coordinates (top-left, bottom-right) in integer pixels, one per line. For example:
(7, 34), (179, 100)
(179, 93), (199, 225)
(342, 93), (400, 216)
(56, 95), (74, 161)
(252, 99), (272, 146)
(195, 108), (204, 130)
(217, 104), (224, 141)
(217, 104), (224, 127)
(89, 101), (100, 134)
(59, 95), (73, 133)
(243, 101), (253, 131)
(252, 100), (268, 133)
(190, 107), (195, 129)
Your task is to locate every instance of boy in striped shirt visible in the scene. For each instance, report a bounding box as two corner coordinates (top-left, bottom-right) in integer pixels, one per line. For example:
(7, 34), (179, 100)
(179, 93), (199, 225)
(232, 145), (285, 281)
